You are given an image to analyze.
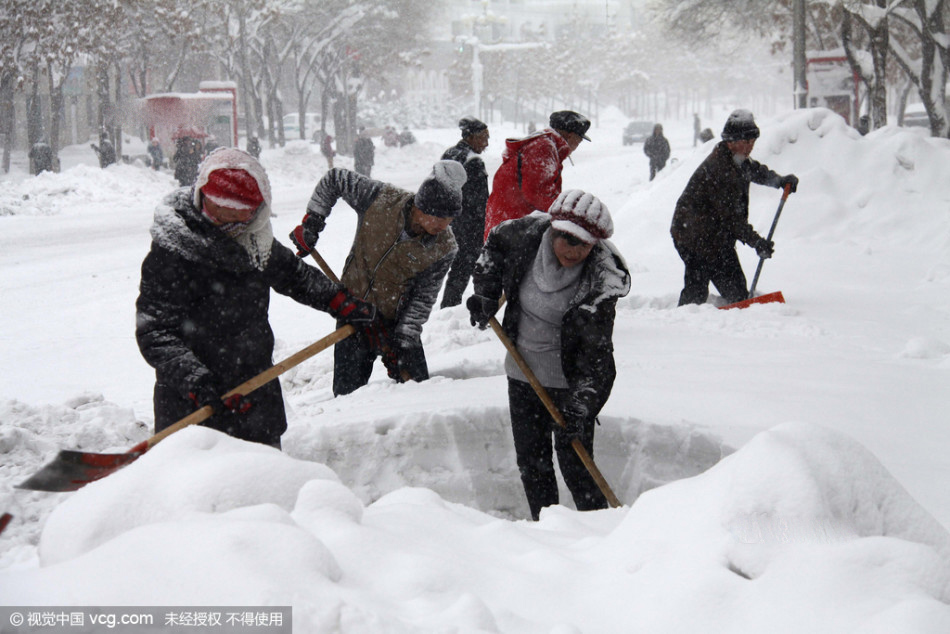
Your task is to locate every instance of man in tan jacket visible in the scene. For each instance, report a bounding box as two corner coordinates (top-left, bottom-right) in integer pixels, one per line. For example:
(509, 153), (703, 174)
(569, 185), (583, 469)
(290, 161), (466, 395)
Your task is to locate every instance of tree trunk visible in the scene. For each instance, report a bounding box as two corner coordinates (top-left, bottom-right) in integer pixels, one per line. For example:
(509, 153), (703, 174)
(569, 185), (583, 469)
(96, 61), (113, 140)
(1, 71), (16, 173)
(114, 58), (123, 158)
(28, 63), (43, 149)
(47, 68), (66, 157)
(868, 16), (888, 130)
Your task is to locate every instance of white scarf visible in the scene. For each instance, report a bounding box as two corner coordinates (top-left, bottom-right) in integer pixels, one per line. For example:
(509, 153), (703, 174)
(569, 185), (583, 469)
(532, 228), (584, 292)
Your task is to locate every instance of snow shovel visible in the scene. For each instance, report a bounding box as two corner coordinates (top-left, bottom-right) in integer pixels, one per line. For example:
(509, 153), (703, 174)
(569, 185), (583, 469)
(16, 325), (356, 493)
(719, 183), (792, 310)
(487, 315), (622, 509)
(307, 247), (414, 384)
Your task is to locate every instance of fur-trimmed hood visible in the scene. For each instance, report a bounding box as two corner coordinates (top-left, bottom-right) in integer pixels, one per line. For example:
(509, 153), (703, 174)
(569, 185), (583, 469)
(151, 188), (273, 273)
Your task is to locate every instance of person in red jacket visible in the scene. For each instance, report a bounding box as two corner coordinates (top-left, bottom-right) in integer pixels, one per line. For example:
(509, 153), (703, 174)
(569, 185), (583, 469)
(483, 110), (590, 241)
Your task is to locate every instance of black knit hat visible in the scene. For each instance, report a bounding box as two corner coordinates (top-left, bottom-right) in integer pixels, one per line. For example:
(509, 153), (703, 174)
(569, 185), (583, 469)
(549, 110), (591, 141)
(414, 160), (468, 218)
(721, 109), (760, 141)
(459, 116), (487, 138)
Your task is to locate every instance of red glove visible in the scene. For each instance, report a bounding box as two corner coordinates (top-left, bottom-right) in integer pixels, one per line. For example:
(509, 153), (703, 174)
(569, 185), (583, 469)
(189, 382), (252, 414)
(222, 393), (253, 413)
(289, 213), (326, 257)
(328, 289), (378, 326)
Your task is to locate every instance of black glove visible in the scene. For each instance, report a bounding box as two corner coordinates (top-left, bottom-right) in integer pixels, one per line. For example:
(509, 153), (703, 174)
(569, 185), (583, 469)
(289, 213), (326, 257)
(780, 174), (799, 193)
(327, 288), (377, 326)
(466, 295), (499, 330)
(753, 235), (775, 259)
(560, 398), (590, 441)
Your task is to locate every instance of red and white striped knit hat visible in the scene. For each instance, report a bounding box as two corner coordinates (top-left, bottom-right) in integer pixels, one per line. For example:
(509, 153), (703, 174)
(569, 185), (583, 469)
(548, 189), (613, 244)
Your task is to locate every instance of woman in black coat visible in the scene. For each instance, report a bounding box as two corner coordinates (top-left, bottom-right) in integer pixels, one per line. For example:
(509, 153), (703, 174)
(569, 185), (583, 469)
(136, 148), (377, 448)
(468, 190), (631, 520)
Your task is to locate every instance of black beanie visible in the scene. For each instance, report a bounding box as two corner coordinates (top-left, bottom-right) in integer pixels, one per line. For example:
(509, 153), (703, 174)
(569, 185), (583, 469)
(414, 160), (467, 218)
(721, 109), (760, 141)
(459, 116), (488, 138)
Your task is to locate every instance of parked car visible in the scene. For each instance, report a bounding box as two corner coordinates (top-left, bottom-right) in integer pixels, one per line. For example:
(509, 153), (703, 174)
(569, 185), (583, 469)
(282, 112), (321, 139)
(900, 104), (929, 129)
(623, 121), (654, 145)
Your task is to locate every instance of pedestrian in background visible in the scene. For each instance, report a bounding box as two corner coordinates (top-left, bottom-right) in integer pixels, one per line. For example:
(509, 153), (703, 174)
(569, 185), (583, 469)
(173, 136), (202, 187)
(643, 123), (671, 181)
(320, 133), (335, 170)
(440, 116), (490, 308)
(147, 138), (164, 171)
(354, 127), (376, 177)
(91, 131), (116, 168)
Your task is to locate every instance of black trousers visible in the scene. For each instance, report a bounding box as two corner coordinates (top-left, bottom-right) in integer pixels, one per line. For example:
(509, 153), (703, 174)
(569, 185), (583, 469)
(333, 322), (429, 396)
(440, 211), (485, 308)
(675, 244), (748, 306)
(507, 378), (607, 520)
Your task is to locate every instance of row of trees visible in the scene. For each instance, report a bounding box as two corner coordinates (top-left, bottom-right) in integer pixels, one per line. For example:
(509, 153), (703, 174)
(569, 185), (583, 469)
(447, 4), (794, 132)
(649, 0), (948, 138)
(0, 0), (439, 172)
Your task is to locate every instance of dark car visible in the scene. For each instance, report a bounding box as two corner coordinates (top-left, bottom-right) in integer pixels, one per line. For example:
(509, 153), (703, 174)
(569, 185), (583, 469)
(623, 121), (654, 145)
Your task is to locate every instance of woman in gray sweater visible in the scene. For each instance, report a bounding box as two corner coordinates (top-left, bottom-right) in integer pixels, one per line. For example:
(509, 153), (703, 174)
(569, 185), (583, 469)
(468, 190), (631, 520)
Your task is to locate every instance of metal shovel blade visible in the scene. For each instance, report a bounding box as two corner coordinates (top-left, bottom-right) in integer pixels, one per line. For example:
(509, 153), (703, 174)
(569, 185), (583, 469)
(719, 291), (786, 310)
(16, 447), (145, 492)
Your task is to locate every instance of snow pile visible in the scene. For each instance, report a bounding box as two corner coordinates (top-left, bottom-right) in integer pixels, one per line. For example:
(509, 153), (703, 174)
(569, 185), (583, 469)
(2, 424), (947, 633)
(0, 163), (172, 217)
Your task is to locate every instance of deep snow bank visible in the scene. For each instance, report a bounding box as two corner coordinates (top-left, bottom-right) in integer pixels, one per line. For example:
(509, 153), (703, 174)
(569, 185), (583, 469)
(2, 424), (947, 633)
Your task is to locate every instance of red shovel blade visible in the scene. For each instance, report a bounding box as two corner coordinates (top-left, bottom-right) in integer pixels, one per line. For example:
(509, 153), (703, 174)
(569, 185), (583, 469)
(16, 442), (147, 492)
(719, 291), (786, 310)
(0, 512), (12, 536)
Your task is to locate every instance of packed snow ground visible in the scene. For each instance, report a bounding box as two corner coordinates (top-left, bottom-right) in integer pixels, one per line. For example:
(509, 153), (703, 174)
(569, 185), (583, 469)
(1, 107), (949, 632)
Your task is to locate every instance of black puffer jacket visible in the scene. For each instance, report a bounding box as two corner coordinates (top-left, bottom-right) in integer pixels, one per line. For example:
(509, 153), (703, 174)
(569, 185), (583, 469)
(671, 141), (783, 258)
(473, 215), (631, 418)
(441, 140), (489, 253)
(136, 189), (338, 445)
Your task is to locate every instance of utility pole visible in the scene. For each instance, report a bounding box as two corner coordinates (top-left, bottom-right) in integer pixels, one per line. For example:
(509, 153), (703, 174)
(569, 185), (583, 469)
(793, 0), (807, 109)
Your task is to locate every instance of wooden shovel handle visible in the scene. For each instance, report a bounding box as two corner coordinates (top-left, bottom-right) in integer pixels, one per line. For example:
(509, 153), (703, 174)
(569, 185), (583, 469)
(309, 248), (341, 284)
(146, 325), (356, 449)
(488, 315), (622, 508)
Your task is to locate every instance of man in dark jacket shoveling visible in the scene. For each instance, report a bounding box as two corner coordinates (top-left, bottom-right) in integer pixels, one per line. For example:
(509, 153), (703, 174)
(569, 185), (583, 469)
(136, 148), (379, 448)
(670, 109), (798, 306)
(290, 161), (465, 395)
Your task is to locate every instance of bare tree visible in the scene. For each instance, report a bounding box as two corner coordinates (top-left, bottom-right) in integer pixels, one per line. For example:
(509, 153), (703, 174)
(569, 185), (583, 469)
(888, 0), (949, 137)
(841, 0), (890, 130)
